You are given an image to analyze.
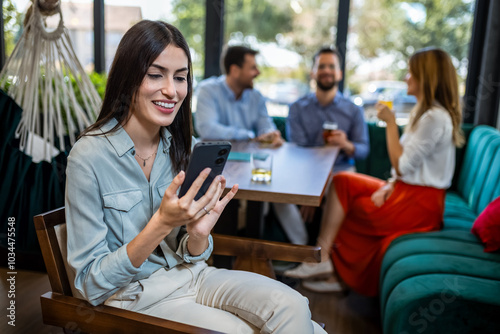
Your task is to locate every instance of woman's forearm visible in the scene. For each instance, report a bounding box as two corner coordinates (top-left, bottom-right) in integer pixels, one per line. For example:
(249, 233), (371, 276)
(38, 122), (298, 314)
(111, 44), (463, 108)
(187, 236), (210, 257)
(386, 121), (403, 175)
(126, 212), (173, 268)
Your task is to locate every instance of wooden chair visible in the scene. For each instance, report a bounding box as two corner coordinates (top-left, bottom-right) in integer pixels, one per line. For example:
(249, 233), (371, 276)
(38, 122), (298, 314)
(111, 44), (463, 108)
(34, 207), (321, 333)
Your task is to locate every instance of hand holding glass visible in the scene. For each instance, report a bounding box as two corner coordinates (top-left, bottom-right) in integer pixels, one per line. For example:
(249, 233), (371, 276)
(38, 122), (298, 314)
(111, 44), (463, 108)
(377, 94), (394, 126)
(377, 93), (394, 110)
(251, 153), (272, 182)
(322, 121), (338, 144)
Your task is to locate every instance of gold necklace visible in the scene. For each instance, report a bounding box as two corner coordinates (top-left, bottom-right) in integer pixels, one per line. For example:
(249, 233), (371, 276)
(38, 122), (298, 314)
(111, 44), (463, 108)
(135, 151), (157, 167)
(135, 140), (159, 167)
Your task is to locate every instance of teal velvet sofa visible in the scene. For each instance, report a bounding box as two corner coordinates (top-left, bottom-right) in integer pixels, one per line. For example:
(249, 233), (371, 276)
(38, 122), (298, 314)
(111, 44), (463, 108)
(379, 125), (500, 334)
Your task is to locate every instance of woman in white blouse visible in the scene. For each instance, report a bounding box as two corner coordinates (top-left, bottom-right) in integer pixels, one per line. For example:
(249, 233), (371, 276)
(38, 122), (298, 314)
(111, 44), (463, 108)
(284, 48), (465, 295)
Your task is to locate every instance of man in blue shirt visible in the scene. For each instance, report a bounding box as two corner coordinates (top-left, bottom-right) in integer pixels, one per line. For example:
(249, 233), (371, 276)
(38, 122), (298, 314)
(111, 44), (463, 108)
(286, 47), (370, 249)
(287, 47), (369, 171)
(195, 46), (284, 146)
(195, 46), (308, 245)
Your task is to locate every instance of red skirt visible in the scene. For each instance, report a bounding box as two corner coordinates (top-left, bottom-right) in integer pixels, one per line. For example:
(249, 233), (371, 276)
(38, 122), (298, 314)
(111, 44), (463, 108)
(331, 172), (445, 296)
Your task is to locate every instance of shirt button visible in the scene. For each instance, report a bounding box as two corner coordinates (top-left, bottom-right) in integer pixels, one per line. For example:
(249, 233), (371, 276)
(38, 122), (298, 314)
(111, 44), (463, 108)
(131, 150), (135, 155)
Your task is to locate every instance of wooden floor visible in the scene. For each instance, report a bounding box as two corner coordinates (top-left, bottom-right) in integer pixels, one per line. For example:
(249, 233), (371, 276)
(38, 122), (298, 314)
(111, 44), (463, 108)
(0, 266), (381, 334)
(1, 267), (60, 334)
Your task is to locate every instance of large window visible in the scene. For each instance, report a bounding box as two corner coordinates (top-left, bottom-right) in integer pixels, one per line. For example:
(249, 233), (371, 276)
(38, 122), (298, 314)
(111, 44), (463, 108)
(47, 1), (94, 71)
(172, 0), (341, 116)
(346, 0), (475, 123)
(104, 0), (175, 71)
(3, 0), (33, 58)
(169, 1), (205, 84)
(7, 0), (178, 72)
(224, 0), (340, 116)
(4, 0), (476, 122)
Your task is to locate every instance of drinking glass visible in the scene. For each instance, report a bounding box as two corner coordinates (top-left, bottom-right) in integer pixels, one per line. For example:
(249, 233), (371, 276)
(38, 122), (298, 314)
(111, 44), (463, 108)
(377, 94), (394, 127)
(378, 93), (394, 110)
(322, 121), (338, 144)
(250, 153), (272, 182)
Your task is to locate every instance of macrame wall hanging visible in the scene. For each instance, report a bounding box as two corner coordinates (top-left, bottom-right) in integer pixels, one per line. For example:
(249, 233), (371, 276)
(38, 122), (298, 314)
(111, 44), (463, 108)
(0, 0), (101, 162)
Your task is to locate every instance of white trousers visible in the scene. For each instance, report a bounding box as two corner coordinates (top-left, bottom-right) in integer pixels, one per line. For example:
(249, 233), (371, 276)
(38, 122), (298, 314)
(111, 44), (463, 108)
(273, 202), (308, 245)
(105, 262), (327, 334)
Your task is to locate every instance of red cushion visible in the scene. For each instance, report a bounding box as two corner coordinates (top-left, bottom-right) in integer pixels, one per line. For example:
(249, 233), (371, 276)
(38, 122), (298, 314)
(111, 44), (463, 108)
(471, 196), (500, 252)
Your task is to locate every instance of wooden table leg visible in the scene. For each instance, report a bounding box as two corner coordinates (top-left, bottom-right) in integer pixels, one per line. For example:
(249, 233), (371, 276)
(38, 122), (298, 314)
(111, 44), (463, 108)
(245, 200), (265, 238)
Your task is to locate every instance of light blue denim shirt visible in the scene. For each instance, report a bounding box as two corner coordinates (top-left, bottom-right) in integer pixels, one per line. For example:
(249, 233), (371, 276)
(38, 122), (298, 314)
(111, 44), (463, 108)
(287, 92), (370, 170)
(65, 118), (213, 306)
(194, 75), (277, 140)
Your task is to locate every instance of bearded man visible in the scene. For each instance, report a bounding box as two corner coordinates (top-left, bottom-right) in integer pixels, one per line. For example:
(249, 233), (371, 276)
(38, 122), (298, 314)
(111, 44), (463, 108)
(287, 47), (369, 171)
(287, 47), (369, 225)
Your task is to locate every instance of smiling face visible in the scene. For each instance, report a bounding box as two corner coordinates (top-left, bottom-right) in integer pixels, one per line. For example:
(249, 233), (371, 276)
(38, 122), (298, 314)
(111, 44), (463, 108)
(130, 44), (189, 131)
(312, 52), (343, 91)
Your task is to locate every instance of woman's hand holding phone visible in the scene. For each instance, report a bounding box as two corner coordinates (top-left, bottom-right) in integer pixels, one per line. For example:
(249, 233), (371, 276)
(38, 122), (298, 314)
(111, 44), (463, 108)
(184, 174), (238, 240)
(152, 141), (238, 255)
(157, 168), (237, 228)
(154, 167), (238, 253)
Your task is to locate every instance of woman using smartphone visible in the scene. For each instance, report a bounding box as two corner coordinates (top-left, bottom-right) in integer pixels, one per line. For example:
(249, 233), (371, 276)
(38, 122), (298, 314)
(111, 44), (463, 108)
(65, 20), (325, 333)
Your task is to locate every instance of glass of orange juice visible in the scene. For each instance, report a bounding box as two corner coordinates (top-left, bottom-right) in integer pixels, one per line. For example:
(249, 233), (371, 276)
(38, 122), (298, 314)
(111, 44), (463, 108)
(378, 93), (394, 110)
(377, 93), (394, 126)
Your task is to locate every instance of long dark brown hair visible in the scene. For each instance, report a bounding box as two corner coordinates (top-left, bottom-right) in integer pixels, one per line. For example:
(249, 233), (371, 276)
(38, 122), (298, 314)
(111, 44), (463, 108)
(80, 20), (193, 172)
(407, 47), (464, 147)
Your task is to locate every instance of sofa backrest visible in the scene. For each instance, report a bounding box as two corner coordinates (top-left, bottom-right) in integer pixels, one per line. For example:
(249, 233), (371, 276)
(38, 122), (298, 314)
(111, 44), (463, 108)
(456, 125), (500, 215)
(475, 149), (500, 214)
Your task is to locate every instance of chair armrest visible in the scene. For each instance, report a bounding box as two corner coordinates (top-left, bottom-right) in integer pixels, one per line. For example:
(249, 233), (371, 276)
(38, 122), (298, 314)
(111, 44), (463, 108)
(40, 292), (222, 334)
(212, 233), (321, 263)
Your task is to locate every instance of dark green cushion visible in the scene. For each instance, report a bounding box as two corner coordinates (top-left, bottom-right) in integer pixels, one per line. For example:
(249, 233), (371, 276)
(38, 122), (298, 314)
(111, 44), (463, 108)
(448, 123), (474, 192)
(383, 274), (500, 334)
(380, 231), (500, 306)
(380, 125), (500, 334)
(381, 230), (500, 282)
(380, 229), (500, 334)
(444, 125), (500, 227)
(456, 125), (497, 196)
(444, 192), (478, 230)
(474, 151), (500, 214)
(456, 126), (500, 209)
(381, 250), (500, 315)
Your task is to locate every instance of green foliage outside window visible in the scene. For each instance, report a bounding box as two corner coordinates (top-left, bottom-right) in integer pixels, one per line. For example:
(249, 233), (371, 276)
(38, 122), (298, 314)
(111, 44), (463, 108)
(352, 0), (474, 81)
(170, 0), (474, 86)
(2, 0), (24, 57)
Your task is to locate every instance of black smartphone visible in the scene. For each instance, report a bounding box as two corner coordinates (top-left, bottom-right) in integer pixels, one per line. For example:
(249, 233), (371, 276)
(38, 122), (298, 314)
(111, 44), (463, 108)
(178, 141), (232, 200)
